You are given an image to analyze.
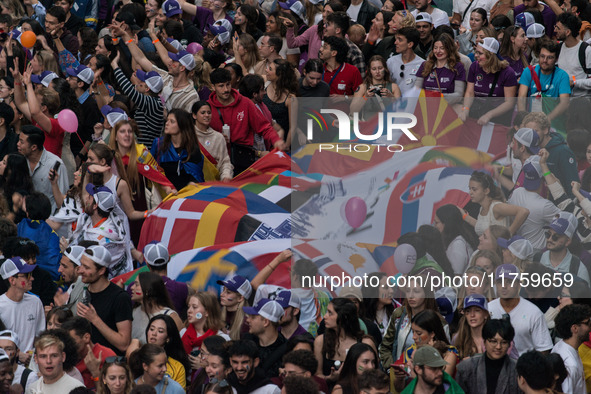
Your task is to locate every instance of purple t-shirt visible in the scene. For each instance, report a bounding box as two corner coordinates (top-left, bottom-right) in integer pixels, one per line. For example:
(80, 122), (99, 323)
(279, 324), (309, 340)
(514, 4), (556, 37)
(162, 276), (189, 319)
(506, 57), (526, 80)
(468, 62), (518, 97)
(417, 62), (466, 93)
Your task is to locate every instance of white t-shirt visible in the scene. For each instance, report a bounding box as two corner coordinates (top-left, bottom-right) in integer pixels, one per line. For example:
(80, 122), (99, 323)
(446, 235), (473, 274)
(387, 54), (425, 96)
(557, 41), (591, 97)
(453, 0), (497, 29)
(552, 340), (586, 394)
(25, 372), (84, 394)
(411, 7), (450, 27)
(0, 293), (45, 352)
(251, 384), (282, 394)
(347, 3), (362, 22)
(508, 187), (561, 252)
(488, 297), (553, 355)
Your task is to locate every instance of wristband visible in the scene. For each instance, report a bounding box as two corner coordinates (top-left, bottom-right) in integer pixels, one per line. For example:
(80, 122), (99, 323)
(367, 39), (375, 45)
(14, 82), (21, 86)
(126, 38), (133, 44)
(152, 38), (159, 44)
(543, 171), (551, 177)
(92, 377), (99, 382)
(462, 212), (468, 220)
(144, 210), (149, 218)
(499, 166), (505, 176)
(463, 106), (469, 111)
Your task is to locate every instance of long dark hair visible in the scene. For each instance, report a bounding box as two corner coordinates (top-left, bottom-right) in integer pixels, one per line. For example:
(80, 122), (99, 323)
(79, 27), (98, 63)
(435, 204), (479, 250)
(412, 310), (449, 345)
(361, 272), (394, 323)
(235, 4), (259, 36)
(92, 54), (115, 87)
(51, 78), (81, 115)
(1, 153), (33, 198)
(145, 314), (189, 372)
(323, 298), (363, 359)
(158, 109), (199, 163)
(138, 271), (175, 312)
(470, 171), (505, 201)
(417, 225), (455, 276)
(336, 343), (377, 393)
(272, 59), (298, 97)
(129, 344), (166, 379)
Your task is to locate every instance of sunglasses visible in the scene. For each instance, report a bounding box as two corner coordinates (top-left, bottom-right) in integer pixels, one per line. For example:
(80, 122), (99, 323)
(105, 356), (126, 364)
(545, 231), (562, 241)
(399, 64), (405, 78)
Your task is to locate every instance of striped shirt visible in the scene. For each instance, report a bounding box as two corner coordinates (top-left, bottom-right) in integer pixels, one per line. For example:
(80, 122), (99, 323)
(114, 68), (165, 149)
(153, 66), (200, 113)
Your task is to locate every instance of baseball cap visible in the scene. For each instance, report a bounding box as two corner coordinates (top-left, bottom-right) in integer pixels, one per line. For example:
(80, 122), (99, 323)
(168, 50), (196, 71)
(339, 286), (362, 301)
(514, 128), (541, 155)
(83, 245), (112, 268)
(579, 189), (591, 202)
(211, 18), (232, 33)
(545, 211), (578, 238)
(66, 65), (94, 85)
(163, 0), (182, 17)
(415, 12), (432, 25)
(143, 241), (169, 266)
(275, 290), (301, 309)
(495, 264), (519, 280)
(243, 299), (284, 323)
(136, 69), (164, 93)
(508, 238), (534, 260)
(526, 23), (545, 39)
(85, 183), (116, 212)
(167, 37), (184, 51)
(101, 105), (129, 128)
(515, 12), (535, 30)
(435, 287), (457, 324)
(0, 257), (35, 280)
(63, 245), (86, 267)
(0, 330), (20, 349)
(496, 235), (524, 250)
(480, 37), (500, 55)
(208, 23), (231, 45)
(116, 11), (141, 31)
(30, 71), (58, 87)
(279, 0), (305, 21)
(0, 349), (8, 363)
(522, 156), (544, 191)
(463, 294), (488, 311)
(413, 345), (448, 367)
(217, 274), (252, 299)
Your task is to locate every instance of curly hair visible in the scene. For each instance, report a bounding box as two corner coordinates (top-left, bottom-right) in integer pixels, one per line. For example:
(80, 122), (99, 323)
(322, 298), (363, 360)
(271, 59), (298, 97)
(421, 33), (460, 77)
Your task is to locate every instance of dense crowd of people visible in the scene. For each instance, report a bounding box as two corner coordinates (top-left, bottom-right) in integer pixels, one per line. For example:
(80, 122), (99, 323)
(0, 0), (590, 391)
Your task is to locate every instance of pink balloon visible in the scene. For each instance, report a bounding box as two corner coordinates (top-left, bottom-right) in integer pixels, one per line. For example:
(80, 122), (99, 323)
(344, 197), (367, 228)
(186, 42), (202, 54)
(58, 109), (78, 133)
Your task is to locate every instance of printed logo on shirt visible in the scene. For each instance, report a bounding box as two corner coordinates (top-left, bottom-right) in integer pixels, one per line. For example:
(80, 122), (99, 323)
(27, 314), (35, 322)
(476, 74), (483, 81)
(237, 111), (244, 122)
(441, 77), (450, 83)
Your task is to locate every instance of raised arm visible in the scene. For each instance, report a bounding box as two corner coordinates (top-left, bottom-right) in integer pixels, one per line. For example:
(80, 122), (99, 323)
(24, 67), (53, 134)
(111, 21), (154, 72)
(250, 249), (292, 290)
(10, 58), (31, 121)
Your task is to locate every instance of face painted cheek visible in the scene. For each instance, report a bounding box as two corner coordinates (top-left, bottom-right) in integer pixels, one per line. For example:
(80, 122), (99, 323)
(21, 281), (25, 287)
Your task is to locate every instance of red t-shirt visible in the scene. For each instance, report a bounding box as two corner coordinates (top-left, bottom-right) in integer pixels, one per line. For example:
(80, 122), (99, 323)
(323, 63), (363, 96)
(32, 118), (65, 157)
(77, 343), (117, 388)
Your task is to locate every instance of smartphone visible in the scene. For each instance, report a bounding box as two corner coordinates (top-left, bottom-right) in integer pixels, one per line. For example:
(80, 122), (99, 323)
(190, 350), (200, 357)
(49, 161), (61, 180)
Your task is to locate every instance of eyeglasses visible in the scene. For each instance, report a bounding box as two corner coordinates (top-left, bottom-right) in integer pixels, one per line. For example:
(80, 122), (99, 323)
(580, 319), (591, 326)
(209, 378), (229, 387)
(559, 292), (571, 298)
(545, 231), (562, 241)
(200, 350), (210, 359)
(16, 273), (32, 279)
(486, 338), (510, 347)
(105, 356), (126, 364)
(399, 64), (405, 78)
(284, 370), (307, 376)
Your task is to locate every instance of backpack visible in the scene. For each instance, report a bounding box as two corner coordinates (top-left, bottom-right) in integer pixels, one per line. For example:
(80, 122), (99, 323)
(558, 40), (591, 75)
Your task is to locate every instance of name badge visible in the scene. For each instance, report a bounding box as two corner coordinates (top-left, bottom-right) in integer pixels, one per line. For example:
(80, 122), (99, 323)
(338, 83), (346, 90)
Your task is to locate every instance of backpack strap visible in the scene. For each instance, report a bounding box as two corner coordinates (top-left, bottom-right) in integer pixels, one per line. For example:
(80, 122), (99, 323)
(20, 368), (32, 389)
(579, 41), (591, 75)
(529, 65), (542, 93)
(569, 254), (581, 276)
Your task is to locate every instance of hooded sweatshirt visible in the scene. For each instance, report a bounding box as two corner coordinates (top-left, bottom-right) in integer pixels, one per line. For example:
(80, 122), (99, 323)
(208, 90), (281, 148)
(544, 132), (579, 198)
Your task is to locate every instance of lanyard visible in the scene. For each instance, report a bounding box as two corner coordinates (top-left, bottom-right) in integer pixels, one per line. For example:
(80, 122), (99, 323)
(324, 63), (345, 87)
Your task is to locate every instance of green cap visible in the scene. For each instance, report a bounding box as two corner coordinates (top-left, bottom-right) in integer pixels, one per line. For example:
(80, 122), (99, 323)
(413, 346), (448, 368)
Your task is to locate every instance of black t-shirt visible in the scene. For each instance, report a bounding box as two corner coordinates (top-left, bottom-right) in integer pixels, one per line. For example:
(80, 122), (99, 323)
(298, 78), (330, 98)
(89, 282), (132, 354)
(243, 332), (287, 378)
(65, 14), (85, 36)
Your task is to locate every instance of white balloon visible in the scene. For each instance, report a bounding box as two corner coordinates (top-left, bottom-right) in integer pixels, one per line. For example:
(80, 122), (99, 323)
(394, 244), (417, 274)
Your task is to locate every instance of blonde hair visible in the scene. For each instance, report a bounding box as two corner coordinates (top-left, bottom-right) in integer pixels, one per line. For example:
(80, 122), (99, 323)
(454, 307), (490, 359)
(221, 295), (248, 340)
(190, 292), (224, 332)
(192, 55), (213, 91)
(478, 45), (509, 74)
(108, 120), (140, 195)
(35, 50), (60, 75)
(522, 111), (551, 130)
(396, 10), (415, 28)
(34, 334), (64, 352)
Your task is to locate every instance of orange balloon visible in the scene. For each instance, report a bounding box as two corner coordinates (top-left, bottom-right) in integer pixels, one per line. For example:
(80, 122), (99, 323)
(20, 31), (36, 49)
